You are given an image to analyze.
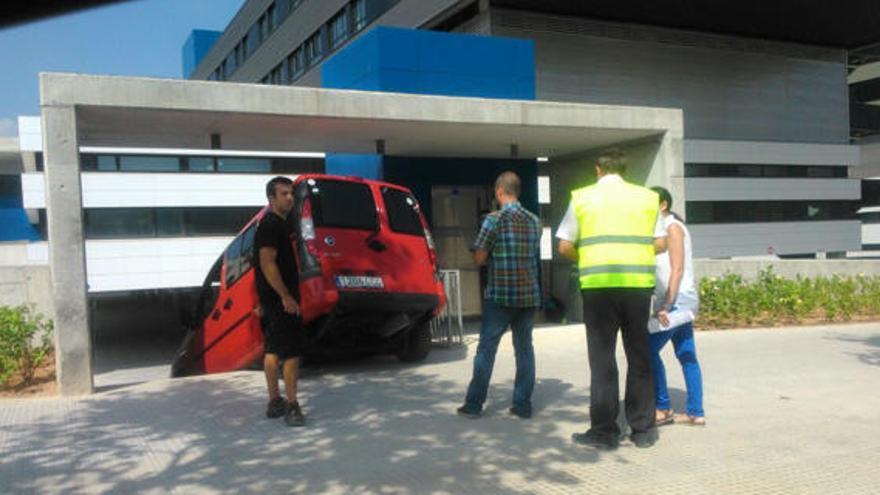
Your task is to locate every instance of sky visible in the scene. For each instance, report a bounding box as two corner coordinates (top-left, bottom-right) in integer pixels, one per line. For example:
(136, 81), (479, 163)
(0, 0), (245, 137)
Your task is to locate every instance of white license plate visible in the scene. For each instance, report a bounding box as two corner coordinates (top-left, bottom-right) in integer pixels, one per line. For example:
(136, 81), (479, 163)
(334, 275), (384, 289)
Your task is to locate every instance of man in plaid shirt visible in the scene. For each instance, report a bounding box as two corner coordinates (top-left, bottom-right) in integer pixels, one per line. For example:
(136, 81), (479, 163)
(458, 171), (542, 419)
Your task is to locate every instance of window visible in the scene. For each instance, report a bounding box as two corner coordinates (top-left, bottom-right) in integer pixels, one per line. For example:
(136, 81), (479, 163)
(353, 0), (367, 31)
(270, 64), (283, 85)
(98, 155), (118, 171)
(185, 207), (258, 236)
(119, 155), (180, 172)
(685, 163), (848, 178)
(276, 0), (291, 22)
(267, 3), (277, 32)
(217, 158), (272, 173)
(224, 51), (237, 76)
(304, 31), (323, 65)
(187, 157), (215, 172)
(85, 208), (155, 238)
(329, 9), (350, 50)
(235, 41), (246, 67)
(287, 48), (305, 80)
(247, 24), (261, 56)
(239, 224), (257, 277)
(382, 187), (424, 236)
(156, 209), (185, 236)
(309, 179), (378, 230)
(224, 235), (244, 287)
(259, 15), (269, 42)
(685, 201), (860, 224)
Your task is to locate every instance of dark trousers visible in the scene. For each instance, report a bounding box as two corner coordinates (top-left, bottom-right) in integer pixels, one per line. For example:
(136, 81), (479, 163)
(581, 288), (656, 437)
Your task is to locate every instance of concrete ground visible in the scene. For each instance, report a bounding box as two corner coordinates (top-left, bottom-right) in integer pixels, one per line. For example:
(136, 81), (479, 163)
(2, 323), (879, 494)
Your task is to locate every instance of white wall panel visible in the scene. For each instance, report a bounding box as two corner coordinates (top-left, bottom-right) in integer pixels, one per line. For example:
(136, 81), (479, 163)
(685, 178), (860, 201)
(26, 237), (233, 292)
(690, 221), (860, 257)
(685, 139), (860, 165)
(22, 172), (294, 208)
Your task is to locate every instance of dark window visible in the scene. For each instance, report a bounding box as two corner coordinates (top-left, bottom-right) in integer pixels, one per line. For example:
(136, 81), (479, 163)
(862, 180), (880, 205)
(239, 224), (257, 277)
(119, 155), (180, 172)
(85, 208), (156, 238)
(382, 187), (424, 236)
(685, 201), (860, 224)
(185, 207), (258, 236)
(287, 47), (305, 80)
(259, 15), (269, 42)
(860, 212), (880, 223)
(224, 51), (237, 76)
(276, 0), (291, 21)
(97, 155), (118, 171)
(686, 163), (848, 178)
(35, 152), (44, 171)
(329, 9), (350, 49)
(353, 0), (367, 31)
(247, 24), (261, 56)
(304, 31), (323, 65)
(156, 209), (185, 236)
(309, 179), (377, 230)
(267, 3), (277, 32)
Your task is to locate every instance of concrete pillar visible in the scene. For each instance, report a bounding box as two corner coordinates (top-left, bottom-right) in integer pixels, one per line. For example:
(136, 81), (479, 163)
(41, 105), (92, 395)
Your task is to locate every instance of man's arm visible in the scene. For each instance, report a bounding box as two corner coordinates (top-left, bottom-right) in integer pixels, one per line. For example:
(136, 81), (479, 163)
(558, 240), (578, 262)
(259, 246), (299, 315)
(473, 249), (489, 266)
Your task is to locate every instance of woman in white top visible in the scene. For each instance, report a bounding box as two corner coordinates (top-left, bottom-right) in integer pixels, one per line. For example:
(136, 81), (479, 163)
(649, 186), (705, 426)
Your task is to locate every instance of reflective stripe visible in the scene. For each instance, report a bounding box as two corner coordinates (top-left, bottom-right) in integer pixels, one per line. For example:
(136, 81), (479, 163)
(579, 264), (656, 276)
(578, 235), (653, 247)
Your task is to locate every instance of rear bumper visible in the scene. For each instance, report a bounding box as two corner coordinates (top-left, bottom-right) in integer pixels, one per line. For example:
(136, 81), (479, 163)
(336, 291), (440, 314)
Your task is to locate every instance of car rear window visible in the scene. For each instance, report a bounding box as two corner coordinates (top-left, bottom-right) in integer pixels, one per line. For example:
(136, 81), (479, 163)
(309, 179), (378, 230)
(382, 187), (424, 236)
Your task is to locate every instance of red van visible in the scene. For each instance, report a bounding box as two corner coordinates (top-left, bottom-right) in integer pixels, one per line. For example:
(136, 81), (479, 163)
(171, 174), (445, 377)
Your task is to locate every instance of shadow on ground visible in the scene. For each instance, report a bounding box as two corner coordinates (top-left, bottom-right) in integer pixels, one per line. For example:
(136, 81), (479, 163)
(825, 331), (880, 367)
(3, 347), (607, 494)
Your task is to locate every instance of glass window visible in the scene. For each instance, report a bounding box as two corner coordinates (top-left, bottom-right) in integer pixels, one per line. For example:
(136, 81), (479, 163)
(119, 155), (180, 172)
(267, 3), (277, 31)
(382, 187), (424, 236)
(329, 9), (350, 49)
(217, 158), (272, 173)
(225, 51), (237, 76)
(309, 179), (378, 230)
(185, 207), (258, 236)
(97, 155), (118, 171)
(685, 201), (859, 224)
(353, 0), (367, 31)
(288, 47), (305, 80)
(85, 208), (155, 238)
(304, 31), (323, 65)
(224, 235), (244, 287)
(156, 208), (185, 237)
(259, 15), (269, 41)
(247, 24), (261, 56)
(276, 0), (291, 21)
(187, 157), (215, 172)
(239, 224), (257, 276)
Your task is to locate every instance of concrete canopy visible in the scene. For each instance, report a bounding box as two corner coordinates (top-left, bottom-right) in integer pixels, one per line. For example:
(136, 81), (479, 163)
(39, 72), (683, 394)
(43, 73), (681, 159)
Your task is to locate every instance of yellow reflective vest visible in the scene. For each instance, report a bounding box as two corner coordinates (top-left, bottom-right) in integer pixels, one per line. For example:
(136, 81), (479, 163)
(571, 177), (660, 289)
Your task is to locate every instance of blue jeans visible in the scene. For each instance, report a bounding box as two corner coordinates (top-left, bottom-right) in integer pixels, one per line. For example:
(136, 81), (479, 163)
(648, 321), (704, 417)
(464, 300), (536, 414)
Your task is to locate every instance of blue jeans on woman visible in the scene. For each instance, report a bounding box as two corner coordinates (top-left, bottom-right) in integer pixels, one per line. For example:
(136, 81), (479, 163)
(463, 300), (536, 416)
(648, 321), (704, 417)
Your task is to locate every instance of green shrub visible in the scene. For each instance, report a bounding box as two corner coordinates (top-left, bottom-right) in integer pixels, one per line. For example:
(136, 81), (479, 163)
(698, 268), (880, 329)
(0, 305), (54, 386)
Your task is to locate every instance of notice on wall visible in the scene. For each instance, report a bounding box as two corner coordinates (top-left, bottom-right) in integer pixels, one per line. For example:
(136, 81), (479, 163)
(540, 226), (553, 260)
(538, 176), (551, 204)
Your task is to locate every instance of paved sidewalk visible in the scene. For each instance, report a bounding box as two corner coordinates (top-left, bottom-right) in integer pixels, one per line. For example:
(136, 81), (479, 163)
(2, 323), (879, 494)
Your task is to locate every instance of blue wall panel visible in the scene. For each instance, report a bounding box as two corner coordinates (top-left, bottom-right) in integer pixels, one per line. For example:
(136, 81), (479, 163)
(182, 29), (221, 78)
(325, 154), (383, 180)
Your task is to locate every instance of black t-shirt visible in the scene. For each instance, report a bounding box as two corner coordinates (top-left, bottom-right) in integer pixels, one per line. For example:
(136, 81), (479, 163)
(254, 211), (299, 310)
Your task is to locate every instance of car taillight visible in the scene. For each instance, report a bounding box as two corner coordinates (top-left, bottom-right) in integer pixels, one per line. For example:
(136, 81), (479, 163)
(301, 198), (319, 257)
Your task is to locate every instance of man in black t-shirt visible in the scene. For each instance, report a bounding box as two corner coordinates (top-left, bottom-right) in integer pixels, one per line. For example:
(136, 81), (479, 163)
(254, 176), (306, 427)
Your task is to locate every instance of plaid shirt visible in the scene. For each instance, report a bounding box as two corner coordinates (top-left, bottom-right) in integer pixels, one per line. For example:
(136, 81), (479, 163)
(473, 201), (542, 308)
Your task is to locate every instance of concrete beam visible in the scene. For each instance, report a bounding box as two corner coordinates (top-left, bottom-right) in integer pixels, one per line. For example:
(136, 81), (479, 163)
(41, 105), (92, 395)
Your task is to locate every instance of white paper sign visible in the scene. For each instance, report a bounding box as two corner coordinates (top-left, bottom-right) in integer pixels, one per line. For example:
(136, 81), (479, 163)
(538, 176), (551, 204)
(540, 226), (552, 260)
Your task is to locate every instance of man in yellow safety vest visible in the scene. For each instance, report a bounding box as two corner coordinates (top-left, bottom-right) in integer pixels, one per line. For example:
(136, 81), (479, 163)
(556, 149), (668, 449)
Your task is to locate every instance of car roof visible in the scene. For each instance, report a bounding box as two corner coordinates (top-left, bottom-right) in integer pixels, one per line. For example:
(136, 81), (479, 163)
(293, 173), (411, 192)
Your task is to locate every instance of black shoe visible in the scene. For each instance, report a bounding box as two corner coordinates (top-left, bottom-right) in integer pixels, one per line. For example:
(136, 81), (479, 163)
(509, 406), (532, 419)
(630, 431), (658, 448)
(285, 401), (306, 427)
(266, 397), (286, 418)
(456, 405), (482, 419)
(571, 429), (619, 450)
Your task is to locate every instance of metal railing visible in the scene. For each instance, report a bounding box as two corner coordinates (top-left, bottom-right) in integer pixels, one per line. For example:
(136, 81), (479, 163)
(430, 269), (464, 346)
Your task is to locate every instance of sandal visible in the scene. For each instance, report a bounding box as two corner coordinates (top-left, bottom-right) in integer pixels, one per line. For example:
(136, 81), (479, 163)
(655, 409), (675, 426)
(674, 413), (706, 426)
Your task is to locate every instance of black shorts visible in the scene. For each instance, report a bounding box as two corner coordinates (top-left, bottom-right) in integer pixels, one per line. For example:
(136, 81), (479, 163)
(261, 306), (306, 360)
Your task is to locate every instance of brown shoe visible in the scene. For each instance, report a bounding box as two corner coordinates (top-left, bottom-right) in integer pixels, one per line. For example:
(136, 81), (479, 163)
(656, 409), (675, 426)
(674, 413), (706, 426)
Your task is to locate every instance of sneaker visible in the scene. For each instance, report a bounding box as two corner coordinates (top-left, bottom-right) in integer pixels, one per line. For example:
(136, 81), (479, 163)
(571, 429), (619, 450)
(285, 401), (306, 427)
(630, 430), (658, 448)
(509, 406), (532, 419)
(456, 405), (482, 419)
(266, 397), (286, 419)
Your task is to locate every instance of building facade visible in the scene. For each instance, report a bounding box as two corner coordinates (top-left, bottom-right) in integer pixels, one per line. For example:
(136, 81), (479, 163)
(190, 0), (866, 259)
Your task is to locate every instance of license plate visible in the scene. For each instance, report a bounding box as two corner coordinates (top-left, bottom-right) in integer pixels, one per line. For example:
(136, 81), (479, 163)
(334, 275), (384, 289)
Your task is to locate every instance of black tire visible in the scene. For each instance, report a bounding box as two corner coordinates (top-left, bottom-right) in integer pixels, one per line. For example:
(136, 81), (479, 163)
(396, 322), (431, 363)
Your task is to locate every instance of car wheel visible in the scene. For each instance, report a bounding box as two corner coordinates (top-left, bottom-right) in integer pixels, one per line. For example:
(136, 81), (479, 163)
(396, 321), (431, 363)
